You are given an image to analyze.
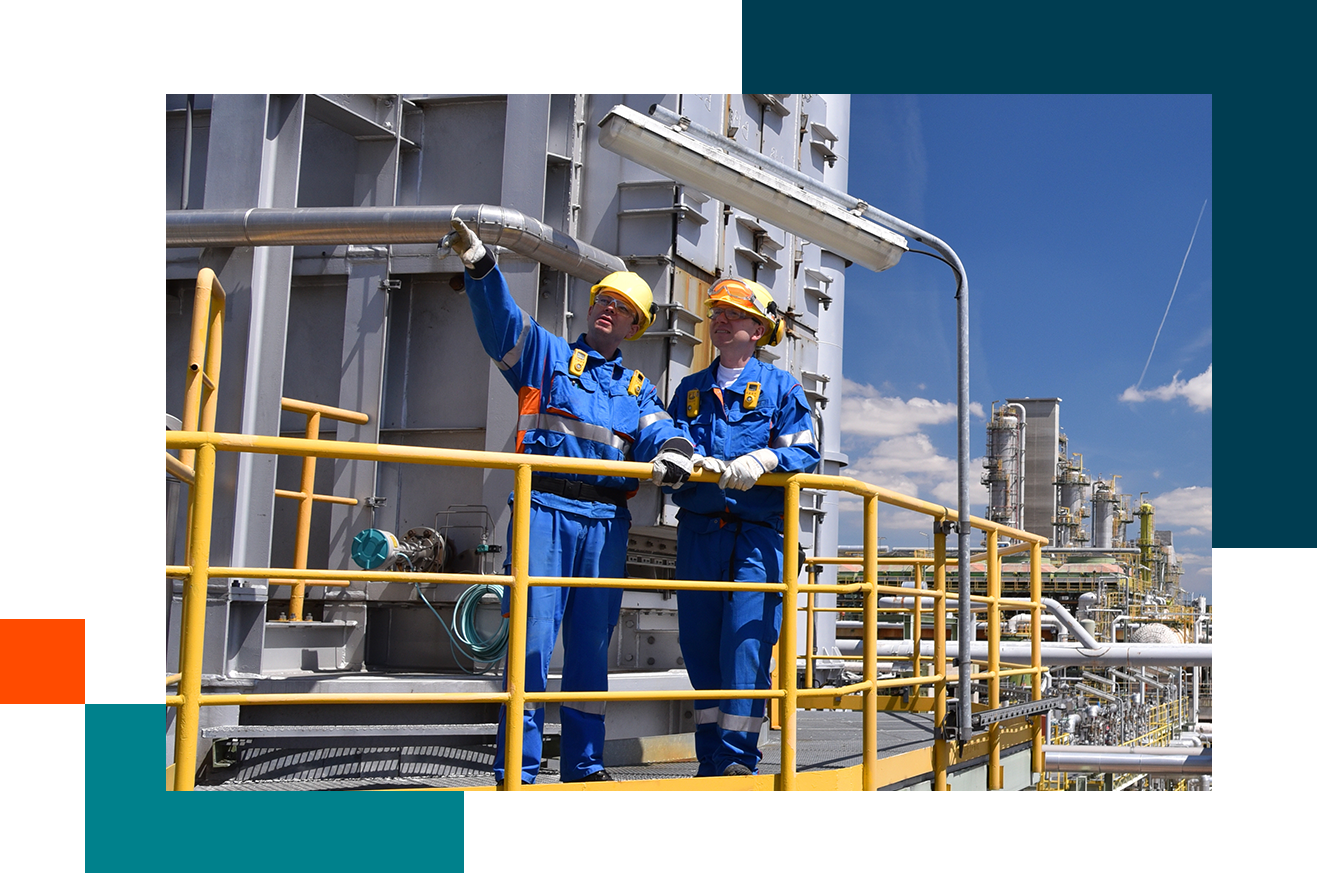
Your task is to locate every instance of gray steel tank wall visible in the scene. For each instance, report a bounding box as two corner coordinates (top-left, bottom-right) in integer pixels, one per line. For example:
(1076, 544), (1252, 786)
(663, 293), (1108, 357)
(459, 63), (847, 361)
(165, 94), (849, 676)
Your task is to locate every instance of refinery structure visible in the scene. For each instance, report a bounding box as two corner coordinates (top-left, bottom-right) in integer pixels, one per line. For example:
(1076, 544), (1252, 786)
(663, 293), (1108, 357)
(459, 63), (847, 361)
(981, 397), (1210, 789)
(165, 94), (1210, 792)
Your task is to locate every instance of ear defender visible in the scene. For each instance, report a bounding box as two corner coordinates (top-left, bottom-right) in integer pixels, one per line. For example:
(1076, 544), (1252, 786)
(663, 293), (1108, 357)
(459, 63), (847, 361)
(764, 301), (785, 346)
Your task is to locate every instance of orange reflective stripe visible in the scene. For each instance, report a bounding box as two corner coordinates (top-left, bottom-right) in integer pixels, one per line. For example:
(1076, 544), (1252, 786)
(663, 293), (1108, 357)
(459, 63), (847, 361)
(519, 387), (543, 416)
(516, 387), (542, 453)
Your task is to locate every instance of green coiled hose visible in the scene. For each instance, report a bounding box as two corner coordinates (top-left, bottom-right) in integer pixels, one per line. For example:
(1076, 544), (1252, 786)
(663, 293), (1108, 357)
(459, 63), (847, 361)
(414, 582), (508, 673)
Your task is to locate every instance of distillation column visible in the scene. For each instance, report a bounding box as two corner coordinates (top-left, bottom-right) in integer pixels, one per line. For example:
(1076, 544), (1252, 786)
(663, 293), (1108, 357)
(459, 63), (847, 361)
(982, 402), (1025, 542)
(1053, 450), (1090, 548)
(1091, 477), (1120, 549)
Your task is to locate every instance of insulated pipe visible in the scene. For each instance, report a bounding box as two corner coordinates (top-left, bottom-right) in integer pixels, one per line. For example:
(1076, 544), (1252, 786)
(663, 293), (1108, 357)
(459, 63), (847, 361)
(835, 639), (1213, 667)
(1111, 668), (1168, 689)
(1041, 598), (1101, 649)
(835, 621), (908, 631)
(1041, 744), (1207, 756)
(1042, 749), (1211, 776)
(1008, 614), (1062, 635)
(881, 596), (985, 611)
(1076, 591), (1098, 622)
(165, 205), (627, 283)
(1075, 683), (1119, 703)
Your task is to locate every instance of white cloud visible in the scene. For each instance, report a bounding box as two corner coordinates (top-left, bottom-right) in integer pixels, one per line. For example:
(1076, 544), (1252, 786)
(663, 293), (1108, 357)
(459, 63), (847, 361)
(1175, 548), (1212, 577)
(836, 379), (989, 539)
(1172, 549), (1213, 603)
(1148, 485), (1212, 533)
(1120, 364), (1212, 411)
(840, 377), (984, 438)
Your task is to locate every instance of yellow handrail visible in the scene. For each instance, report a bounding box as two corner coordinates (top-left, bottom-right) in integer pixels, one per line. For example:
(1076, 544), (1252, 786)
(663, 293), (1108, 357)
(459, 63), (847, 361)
(275, 397), (368, 621)
(178, 269), (224, 474)
(164, 428), (1048, 792)
(163, 270), (1050, 792)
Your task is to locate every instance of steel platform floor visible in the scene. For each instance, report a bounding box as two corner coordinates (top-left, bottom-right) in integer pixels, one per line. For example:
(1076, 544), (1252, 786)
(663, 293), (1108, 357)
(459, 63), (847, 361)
(194, 709), (938, 791)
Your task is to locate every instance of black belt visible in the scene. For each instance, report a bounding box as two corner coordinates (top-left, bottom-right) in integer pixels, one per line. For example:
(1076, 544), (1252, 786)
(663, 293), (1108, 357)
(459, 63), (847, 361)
(531, 474), (627, 507)
(692, 510), (778, 529)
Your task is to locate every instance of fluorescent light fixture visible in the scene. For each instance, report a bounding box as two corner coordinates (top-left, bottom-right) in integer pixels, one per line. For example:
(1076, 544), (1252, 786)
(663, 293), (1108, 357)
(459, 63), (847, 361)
(598, 104), (907, 273)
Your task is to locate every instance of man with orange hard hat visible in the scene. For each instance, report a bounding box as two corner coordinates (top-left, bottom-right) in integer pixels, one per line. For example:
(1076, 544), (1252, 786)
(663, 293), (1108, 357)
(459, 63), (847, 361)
(665, 276), (819, 778)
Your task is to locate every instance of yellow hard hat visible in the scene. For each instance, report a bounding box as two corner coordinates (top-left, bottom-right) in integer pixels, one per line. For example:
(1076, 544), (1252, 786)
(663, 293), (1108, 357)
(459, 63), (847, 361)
(590, 271), (657, 339)
(706, 277), (785, 347)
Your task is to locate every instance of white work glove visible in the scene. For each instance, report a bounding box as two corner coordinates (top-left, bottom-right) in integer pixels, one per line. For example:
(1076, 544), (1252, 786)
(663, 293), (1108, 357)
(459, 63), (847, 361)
(651, 439), (695, 488)
(441, 218), (487, 268)
(719, 448), (778, 491)
(694, 455), (726, 476)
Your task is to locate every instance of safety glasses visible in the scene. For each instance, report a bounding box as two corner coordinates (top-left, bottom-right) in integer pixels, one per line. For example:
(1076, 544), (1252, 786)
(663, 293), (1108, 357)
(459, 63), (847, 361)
(593, 292), (638, 322)
(708, 304), (753, 323)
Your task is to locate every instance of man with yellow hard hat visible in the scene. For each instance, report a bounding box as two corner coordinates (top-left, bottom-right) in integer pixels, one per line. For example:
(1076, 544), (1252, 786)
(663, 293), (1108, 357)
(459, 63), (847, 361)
(443, 218), (695, 786)
(665, 276), (819, 778)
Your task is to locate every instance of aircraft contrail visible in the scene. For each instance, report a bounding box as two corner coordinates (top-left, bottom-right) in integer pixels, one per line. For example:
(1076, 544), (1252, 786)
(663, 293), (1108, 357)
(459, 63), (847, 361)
(1136, 199), (1208, 391)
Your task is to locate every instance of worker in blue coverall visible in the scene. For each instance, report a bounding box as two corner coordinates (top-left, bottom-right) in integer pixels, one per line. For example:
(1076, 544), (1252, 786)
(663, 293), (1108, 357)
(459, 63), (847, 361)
(666, 277), (820, 778)
(442, 218), (697, 785)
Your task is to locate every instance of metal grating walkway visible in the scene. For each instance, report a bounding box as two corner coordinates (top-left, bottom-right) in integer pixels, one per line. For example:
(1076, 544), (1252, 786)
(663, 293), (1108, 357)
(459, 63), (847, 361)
(194, 710), (938, 791)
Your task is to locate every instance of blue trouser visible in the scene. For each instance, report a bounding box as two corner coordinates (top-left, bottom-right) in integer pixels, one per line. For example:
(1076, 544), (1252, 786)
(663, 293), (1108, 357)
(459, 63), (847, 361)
(494, 501), (626, 784)
(675, 514), (783, 776)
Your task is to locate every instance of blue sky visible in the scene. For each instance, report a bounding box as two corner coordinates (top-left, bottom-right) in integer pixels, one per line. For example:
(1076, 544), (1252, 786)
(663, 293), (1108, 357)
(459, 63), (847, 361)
(831, 95), (1212, 601)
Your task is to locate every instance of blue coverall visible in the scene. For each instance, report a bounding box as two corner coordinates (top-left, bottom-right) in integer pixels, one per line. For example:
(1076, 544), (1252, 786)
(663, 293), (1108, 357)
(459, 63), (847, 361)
(667, 356), (820, 775)
(462, 252), (690, 783)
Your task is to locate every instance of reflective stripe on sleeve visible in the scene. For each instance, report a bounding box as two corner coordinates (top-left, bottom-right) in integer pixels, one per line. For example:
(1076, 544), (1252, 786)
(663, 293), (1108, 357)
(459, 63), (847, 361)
(772, 429), (815, 449)
(517, 412), (633, 455)
(496, 313), (533, 372)
(638, 410), (674, 430)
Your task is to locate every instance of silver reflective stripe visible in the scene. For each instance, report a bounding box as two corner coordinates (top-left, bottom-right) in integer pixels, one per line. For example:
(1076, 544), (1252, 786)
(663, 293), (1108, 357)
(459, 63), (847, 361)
(524, 701), (544, 712)
(693, 708), (719, 726)
(518, 412), (631, 454)
(496, 313), (533, 372)
(772, 429), (815, 449)
(638, 410), (673, 430)
(718, 712), (763, 734)
(563, 700), (607, 716)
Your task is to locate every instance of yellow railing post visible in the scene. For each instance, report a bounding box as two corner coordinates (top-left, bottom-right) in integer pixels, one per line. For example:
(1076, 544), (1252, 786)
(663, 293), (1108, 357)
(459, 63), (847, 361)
(173, 441), (216, 792)
(288, 409), (321, 622)
(862, 495), (879, 790)
(803, 571), (816, 692)
(1031, 539), (1044, 780)
(987, 529), (1002, 789)
(777, 479), (801, 790)
(273, 398), (367, 621)
(169, 268), (225, 792)
(912, 562), (924, 682)
(180, 270), (224, 473)
(502, 463), (533, 791)
(933, 523), (949, 790)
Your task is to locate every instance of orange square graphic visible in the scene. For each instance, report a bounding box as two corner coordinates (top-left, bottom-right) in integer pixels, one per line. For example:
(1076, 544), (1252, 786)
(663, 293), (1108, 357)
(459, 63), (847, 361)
(0, 619), (85, 703)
